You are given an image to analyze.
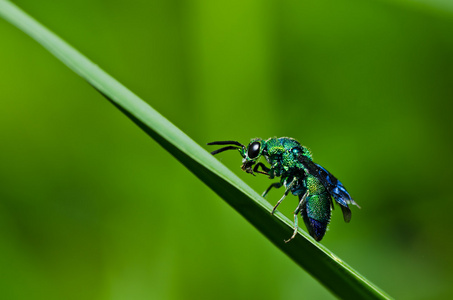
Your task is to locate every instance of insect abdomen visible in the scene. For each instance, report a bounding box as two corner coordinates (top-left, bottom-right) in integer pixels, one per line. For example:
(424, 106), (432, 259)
(301, 175), (332, 241)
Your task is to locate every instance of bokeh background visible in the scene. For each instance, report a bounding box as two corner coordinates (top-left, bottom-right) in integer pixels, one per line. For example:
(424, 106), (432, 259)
(1, 0), (453, 299)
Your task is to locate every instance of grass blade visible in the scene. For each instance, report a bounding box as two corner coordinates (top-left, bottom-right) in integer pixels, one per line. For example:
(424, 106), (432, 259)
(0, 1), (392, 299)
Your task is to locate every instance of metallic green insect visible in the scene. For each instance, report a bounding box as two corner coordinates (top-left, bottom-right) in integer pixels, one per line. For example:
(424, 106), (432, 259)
(208, 137), (359, 242)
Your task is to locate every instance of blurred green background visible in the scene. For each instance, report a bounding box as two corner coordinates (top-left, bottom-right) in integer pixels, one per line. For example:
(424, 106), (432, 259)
(1, 0), (453, 299)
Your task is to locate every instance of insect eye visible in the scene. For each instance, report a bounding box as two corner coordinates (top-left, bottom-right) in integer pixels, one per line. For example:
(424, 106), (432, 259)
(248, 142), (261, 159)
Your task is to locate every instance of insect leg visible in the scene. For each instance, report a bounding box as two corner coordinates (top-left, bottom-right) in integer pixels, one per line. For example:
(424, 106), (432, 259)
(285, 191), (308, 243)
(253, 162), (270, 175)
(262, 182), (282, 198)
(271, 178), (297, 215)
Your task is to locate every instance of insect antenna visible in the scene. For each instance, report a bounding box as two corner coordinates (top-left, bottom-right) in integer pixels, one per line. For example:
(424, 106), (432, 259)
(207, 141), (245, 147)
(207, 140), (245, 155)
(210, 146), (240, 155)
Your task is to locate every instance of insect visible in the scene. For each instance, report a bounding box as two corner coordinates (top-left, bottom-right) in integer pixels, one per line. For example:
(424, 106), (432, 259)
(207, 137), (359, 242)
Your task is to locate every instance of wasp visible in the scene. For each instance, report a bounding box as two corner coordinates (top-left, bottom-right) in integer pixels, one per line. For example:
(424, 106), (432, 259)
(208, 137), (359, 242)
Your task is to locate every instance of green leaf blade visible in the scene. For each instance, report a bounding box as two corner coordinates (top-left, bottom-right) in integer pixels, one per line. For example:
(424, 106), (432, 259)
(0, 1), (392, 299)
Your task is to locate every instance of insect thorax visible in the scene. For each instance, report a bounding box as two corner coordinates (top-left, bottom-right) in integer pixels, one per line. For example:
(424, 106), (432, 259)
(263, 137), (309, 178)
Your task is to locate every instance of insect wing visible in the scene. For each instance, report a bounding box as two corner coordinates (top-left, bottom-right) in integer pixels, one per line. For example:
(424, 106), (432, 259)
(296, 154), (357, 222)
(315, 164), (351, 204)
(315, 163), (359, 222)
